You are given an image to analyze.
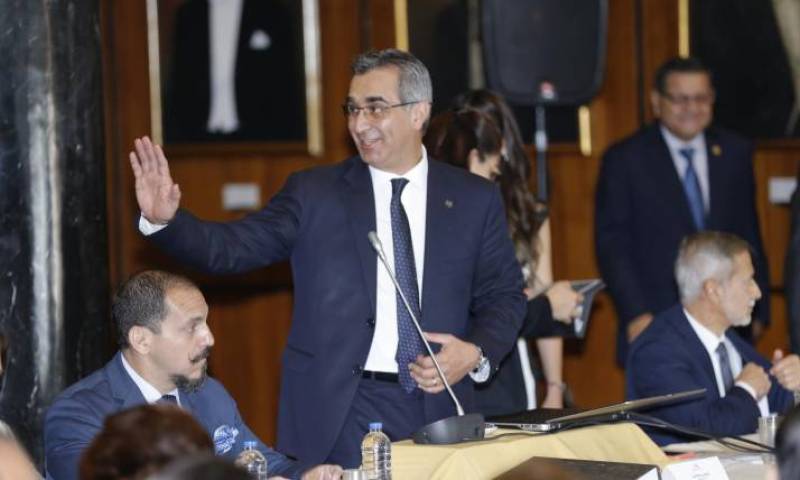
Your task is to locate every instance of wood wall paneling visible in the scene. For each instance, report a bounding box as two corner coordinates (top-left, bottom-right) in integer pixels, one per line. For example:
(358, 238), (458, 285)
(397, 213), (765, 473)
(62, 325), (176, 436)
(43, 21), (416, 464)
(206, 291), (294, 446)
(553, 0), (646, 407)
(640, 0), (680, 122)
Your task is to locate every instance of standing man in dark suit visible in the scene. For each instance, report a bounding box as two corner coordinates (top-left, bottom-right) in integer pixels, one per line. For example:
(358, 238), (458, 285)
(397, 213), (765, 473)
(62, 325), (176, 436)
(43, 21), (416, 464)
(129, 49), (526, 467)
(44, 271), (340, 480)
(627, 232), (797, 446)
(595, 57), (769, 366)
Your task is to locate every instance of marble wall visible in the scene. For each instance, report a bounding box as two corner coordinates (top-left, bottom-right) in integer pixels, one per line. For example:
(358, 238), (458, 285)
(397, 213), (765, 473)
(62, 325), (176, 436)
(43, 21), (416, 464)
(0, 0), (110, 465)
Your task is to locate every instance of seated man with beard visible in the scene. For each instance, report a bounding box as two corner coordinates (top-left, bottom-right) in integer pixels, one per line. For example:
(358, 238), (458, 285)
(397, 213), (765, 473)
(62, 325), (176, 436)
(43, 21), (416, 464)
(44, 270), (340, 480)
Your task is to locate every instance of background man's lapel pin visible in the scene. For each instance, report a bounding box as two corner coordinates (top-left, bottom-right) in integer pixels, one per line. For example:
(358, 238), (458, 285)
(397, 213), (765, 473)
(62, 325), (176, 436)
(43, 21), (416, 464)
(444, 199), (454, 208)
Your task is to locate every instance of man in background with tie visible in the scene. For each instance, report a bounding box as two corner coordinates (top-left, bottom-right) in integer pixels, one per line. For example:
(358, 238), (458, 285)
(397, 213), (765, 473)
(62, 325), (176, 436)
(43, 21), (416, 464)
(128, 49), (525, 467)
(595, 56), (769, 367)
(44, 270), (340, 480)
(627, 232), (798, 446)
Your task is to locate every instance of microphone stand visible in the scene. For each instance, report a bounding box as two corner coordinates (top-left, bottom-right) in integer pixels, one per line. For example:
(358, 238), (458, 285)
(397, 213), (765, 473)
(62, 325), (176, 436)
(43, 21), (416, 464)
(367, 232), (485, 444)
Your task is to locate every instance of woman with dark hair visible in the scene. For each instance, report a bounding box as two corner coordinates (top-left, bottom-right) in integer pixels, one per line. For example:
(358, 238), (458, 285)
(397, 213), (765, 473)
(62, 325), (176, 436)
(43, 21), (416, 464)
(426, 90), (581, 415)
(430, 108), (505, 181)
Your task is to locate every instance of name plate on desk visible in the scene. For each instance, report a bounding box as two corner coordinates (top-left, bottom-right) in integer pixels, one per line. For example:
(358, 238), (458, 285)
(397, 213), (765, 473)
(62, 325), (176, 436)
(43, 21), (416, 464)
(662, 456), (729, 480)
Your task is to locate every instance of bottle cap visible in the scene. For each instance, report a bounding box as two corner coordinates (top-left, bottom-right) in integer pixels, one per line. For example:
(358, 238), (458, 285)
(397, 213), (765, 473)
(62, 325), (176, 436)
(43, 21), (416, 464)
(243, 440), (257, 449)
(369, 422), (382, 430)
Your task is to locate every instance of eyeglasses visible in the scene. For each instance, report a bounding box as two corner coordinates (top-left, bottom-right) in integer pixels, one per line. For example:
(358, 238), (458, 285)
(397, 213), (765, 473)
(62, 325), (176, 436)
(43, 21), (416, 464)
(342, 101), (420, 121)
(661, 92), (714, 107)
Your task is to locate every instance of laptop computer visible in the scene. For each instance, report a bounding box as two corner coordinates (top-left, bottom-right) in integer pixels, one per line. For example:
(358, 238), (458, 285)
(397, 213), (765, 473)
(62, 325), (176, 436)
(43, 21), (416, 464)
(487, 388), (706, 432)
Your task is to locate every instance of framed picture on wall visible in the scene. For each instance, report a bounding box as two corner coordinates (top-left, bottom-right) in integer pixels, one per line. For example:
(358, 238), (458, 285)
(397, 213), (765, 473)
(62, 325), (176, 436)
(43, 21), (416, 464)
(145, 0), (322, 154)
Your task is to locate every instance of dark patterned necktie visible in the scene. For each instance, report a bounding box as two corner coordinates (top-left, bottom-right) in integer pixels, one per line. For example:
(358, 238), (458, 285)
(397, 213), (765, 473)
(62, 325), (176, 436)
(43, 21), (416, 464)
(391, 178), (424, 393)
(716, 342), (735, 394)
(158, 394), (178, 405)
(679, 147), (705, 230)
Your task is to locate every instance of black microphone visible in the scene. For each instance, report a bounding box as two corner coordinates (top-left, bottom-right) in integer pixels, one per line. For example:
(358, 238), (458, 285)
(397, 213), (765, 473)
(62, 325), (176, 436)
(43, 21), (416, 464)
(367, 231), (485, 444)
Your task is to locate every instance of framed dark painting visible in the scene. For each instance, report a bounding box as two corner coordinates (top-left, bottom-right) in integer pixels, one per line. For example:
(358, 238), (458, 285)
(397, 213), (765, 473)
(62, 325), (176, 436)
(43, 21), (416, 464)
(146, 0), (322, 154)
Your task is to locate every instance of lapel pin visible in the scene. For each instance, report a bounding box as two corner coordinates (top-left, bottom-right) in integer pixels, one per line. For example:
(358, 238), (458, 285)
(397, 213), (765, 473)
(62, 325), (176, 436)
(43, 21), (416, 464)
(711, 144), (722, 156)
(444, 199), (454, 208)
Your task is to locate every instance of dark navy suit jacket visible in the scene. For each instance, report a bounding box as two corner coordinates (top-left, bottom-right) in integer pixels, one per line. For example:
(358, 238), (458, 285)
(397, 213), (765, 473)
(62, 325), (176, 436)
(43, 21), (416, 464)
(147, 156), (526, 464)
(595, 123), (769, 365)
(626, 305), (793, 445)
(44, 352), (305, 480)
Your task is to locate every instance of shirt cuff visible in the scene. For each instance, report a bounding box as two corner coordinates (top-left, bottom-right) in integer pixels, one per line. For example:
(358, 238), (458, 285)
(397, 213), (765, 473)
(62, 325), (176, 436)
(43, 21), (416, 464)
(735, 380), (758, 401)
(139, 214), (169, 236)
(468, 357), (491, 383)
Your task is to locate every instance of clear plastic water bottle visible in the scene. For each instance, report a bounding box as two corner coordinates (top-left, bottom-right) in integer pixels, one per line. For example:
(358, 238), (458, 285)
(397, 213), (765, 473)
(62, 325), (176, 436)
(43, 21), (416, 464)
(361, 422), (391, 480)
(234, 440), (268, 479)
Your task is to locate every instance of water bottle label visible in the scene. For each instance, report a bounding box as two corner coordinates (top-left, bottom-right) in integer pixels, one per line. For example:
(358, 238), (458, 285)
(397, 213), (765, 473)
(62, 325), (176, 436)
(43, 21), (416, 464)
(213, 424), (240, 454)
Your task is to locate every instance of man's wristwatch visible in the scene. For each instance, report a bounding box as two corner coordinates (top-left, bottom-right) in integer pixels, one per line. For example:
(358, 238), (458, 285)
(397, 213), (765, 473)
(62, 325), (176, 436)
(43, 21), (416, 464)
(469, 346), (490, 383)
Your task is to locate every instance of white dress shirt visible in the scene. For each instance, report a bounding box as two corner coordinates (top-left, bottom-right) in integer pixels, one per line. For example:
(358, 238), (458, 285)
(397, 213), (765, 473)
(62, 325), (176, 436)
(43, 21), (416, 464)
(363, 150), (428, 373)
(684, 310), (769, 416)
(660, 126), (710, 212)
(120, 352), (182, 406)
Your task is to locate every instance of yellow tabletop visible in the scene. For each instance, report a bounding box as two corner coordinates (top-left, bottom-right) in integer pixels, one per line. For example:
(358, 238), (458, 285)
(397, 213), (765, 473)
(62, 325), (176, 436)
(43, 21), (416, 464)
(391, 423), (669, 479)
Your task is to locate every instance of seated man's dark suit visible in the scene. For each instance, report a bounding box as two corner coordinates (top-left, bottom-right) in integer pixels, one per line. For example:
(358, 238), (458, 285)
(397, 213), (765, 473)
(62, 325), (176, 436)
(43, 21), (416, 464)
(147, 156), (526, 464)
(595, 123), (770, 365)
(44, 352), (305, 480)
(627, 305), (794, 445)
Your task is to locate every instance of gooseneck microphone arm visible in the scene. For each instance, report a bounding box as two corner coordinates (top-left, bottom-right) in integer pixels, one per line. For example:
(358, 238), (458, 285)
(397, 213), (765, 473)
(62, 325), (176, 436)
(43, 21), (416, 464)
(367, 231), (465, 416)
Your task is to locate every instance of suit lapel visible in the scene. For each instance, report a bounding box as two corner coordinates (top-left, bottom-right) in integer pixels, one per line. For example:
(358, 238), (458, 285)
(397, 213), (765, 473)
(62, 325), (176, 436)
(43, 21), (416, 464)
(705, 129), (725, 230)
(646, 125), (697, 231)
(420, 161), (450, 324)
(726, 329), (767, 370)
(180, 389), (198, 417)
(669, 308), (720, 398)
(108, 352), (149, 410)
(341, 157), (377, 313)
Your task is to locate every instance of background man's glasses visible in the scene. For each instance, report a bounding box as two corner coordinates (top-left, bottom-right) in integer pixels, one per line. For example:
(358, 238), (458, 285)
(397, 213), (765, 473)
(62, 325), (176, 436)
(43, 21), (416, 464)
(342, 101), (420, 121)
(661, 92), (714, 107)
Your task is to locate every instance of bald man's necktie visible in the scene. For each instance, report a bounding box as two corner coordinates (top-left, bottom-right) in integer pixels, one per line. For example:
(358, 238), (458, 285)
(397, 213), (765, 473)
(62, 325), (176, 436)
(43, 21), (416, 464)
(391, 178), (425, 393)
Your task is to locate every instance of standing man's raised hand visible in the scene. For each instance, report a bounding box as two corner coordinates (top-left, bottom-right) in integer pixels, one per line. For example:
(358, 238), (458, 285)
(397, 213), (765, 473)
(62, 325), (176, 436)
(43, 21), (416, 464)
(129, 136), (181, 224)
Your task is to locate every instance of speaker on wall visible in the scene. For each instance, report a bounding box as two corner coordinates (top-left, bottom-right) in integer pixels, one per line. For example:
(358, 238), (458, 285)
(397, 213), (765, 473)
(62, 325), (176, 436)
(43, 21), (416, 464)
(482, 0), (608, 106)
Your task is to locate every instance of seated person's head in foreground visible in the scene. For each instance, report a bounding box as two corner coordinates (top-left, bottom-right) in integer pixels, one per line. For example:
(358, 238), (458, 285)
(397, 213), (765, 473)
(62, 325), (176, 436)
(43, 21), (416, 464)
(79, 404), (213, 480)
